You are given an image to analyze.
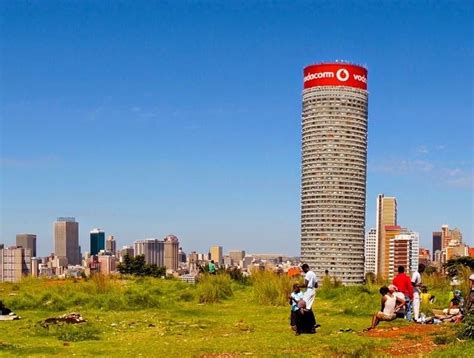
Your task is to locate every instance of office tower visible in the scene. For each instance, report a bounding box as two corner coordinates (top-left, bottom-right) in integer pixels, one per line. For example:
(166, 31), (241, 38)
(0, 246), (32, 282)
(364, 228), (377, 275)
(419, 248), (431, 266)
(54, 217), (80, 266)
(229, 250), (246, 266)
(90, 228), (105, 256)
(98, 254), (116, 275)
(432, 232), (442, 260)
(163, 235), (179, 271)
(210, 245), (223, 265)
(376, 195), (397, 279)
(300, 62), (368, 284)
(119, 245), (134, 262)
(16, 234), (37, 257)
(105, 235), (117, 255)
(31, 257), (40, 277)
(134, 239), (164, 266)
(388, 229), (419, 280)
(178, 247), (187, 264)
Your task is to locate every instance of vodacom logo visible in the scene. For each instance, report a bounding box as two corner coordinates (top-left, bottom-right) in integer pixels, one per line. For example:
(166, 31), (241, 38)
(336, 68), (349, 82)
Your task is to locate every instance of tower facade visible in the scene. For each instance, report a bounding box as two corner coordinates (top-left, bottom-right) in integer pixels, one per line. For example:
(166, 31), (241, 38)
(16, 233), (37, 257)
(163, 235), (179, 271)
(300, 62), (368, 284)
(54, 217), (80, 266)
(376, 194), (397, 279)
(364, 228), (377, 276)
(134, 239), (164, 266)
(90, 228), (105, 256)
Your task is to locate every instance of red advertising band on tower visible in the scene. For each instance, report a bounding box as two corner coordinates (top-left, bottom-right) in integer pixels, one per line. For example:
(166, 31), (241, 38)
(303, 63), (368, 90)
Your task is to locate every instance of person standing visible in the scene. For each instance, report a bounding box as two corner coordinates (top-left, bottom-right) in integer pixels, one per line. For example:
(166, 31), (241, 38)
(392, 266), (414, 320)
(208, 260), (216, 275)
(411, 263), (425, 322)
(301, 264), (318, 310)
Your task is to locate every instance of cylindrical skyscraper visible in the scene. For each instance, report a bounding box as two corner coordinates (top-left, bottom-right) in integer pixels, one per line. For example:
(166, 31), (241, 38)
(300, 62), (368, 284)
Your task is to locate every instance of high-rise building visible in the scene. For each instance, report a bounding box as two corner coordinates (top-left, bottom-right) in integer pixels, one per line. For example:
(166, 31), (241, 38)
(54, 217), (80, 266)
(229, 250), (246, 266)
(98, 253), (116, 275)
(90, 228), (105, 256)
(0, 246), (32, 282)
(178, 247), (187, 264)
(16, 233), (37, 257)
(376, 195), (397, 279)
(105, 235), (117, 256)
(210, 245), (223, 265)
(419, 248), (431, 266)
(300, 63), (368, 284)
(163, 235), (179, 271)
(432, 232), (442, 260)
(388, 230), (419, 280)
(134, 239), (164, 266)
(119, 245), (134, 262)
(364, 228), (377, 276)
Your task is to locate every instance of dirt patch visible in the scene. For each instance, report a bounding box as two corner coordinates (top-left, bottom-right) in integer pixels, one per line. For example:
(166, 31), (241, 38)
(363, 324), (449, 356)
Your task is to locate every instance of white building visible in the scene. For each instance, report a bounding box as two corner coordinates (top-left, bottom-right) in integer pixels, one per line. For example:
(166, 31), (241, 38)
(364, 228), (377, 276)
(388, 230), (419, 280)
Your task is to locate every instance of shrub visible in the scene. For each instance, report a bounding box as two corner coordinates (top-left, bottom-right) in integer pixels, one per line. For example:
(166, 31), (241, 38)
(458, 313), (474, 339)
(34, 323), (101, 342)
(251, 270), (292, 306)
(197, 273), (233, 303)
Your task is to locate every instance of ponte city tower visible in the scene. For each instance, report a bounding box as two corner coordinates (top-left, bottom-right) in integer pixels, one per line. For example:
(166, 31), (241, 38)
(300, 62), (368, 284)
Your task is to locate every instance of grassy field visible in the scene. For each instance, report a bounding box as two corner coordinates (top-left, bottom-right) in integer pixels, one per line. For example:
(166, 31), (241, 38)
(0, 274), (473, 357)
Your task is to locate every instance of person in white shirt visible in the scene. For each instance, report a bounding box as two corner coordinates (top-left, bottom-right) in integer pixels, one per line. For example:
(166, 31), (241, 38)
(411, 263), (425, 322)
(301, 264), (318, 310)
(366, 286), (405, 331)
(295, 264), (318, 334)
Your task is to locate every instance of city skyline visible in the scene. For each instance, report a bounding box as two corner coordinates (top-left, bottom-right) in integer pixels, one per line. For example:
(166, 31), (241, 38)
(1, 2), (473, 256)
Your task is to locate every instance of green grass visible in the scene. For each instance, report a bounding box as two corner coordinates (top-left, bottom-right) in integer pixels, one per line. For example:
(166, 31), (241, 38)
(0, 275), (473, 357)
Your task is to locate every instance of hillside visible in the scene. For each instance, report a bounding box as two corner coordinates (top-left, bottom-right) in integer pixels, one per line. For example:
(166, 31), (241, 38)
(0, 275), (472, 357)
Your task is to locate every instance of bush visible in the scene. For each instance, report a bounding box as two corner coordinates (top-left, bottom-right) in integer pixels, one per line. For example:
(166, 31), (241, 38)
(197, 273), (233, 303)
(34, 323), (101, 342)
(458, 313), (474, 339)
(251, 270), (292, 306)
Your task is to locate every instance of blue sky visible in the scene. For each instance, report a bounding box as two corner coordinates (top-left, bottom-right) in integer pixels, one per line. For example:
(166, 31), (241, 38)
(1, 1), (473, 257)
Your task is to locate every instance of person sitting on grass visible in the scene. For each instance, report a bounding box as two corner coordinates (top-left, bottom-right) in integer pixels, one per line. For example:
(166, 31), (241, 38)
(366, 286), (405, 331)
(289, 284), (304, 332)
(0, 300), (12, 315)
(420, 286), (435, 306)
(435, 289), (464, 320)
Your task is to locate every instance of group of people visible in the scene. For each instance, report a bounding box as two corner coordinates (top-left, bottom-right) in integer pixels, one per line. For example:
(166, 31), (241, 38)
(367, 263), (473, 331)
(290, 263), (474, 334)
(289, 264), (318, 335)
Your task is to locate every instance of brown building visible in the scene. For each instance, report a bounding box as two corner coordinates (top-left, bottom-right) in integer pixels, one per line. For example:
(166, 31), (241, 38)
(16, 234), (37, 257)
(229, 250), (246, 266)
(164, 235), (179, 271)
(54, 217), (80, 265)
(105, 235), (117, 256)
(419, 248), (431, 266)
(376, 195), (397, 278)
(98, 254), (116, 275)
(0, 246), (32, 282)
(210, 246), (223, 266)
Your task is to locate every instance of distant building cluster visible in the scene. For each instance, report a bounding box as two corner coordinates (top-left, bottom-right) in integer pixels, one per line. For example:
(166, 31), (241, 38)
(363, 194), (472, 280)
(0, 217), (301, 283)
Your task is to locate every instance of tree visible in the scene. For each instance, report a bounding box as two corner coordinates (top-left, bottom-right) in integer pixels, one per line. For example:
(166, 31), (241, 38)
(117, 254), (166, 277)
(443, 256), (474, 278)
